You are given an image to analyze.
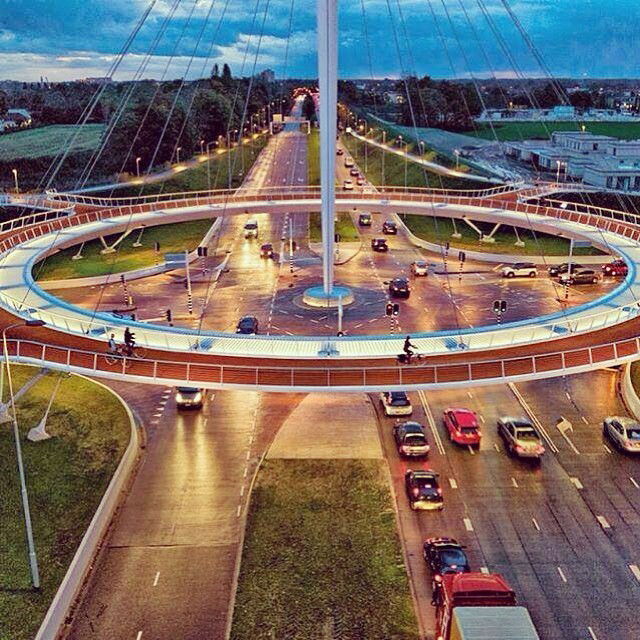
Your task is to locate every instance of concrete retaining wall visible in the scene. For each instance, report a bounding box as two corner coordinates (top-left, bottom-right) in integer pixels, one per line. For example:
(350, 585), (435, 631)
(396, 215), (612, 265)
(40, 217), (223, 290)
(35, 378), (139, 640)
(621, 363), (640, 421)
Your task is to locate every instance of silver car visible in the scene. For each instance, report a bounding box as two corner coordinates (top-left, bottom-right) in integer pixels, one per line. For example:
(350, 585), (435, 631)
(603, 416), (640, 453)
(411, 260), (429, 277)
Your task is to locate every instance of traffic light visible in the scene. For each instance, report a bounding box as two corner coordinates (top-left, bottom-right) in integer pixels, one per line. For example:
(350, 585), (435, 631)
(493, 300), (507, 314)
(393, 303), (400, 316)
(385, 302), (394, 316)
(165, 309), (172, 325)
(458, 251), (466, 263)
(197, 246), (208, 257)
(334, 233), (341, 243)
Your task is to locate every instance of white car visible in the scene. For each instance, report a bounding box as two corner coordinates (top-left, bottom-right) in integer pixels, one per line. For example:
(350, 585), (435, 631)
(501, 262), (538, 278)
(175, 387), (205, 409)
(603, 416), (640, 453)
(379, 391), (413, 416)
(411, 260), (429, 277)
(343, 179), (354, 191)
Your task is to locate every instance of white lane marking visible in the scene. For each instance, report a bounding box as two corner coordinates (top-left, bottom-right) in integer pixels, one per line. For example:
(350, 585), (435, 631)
(511, 477), (519, 488)
(631, 477), (639, 489)
(508, 383), (561, 454)
(494, 443), (500, 452)
(136, 633), (143, 640)
(448, 477), (458, 489)
(243, 466), (248, 478)
(153, 571), (160, 587)
(480, 566), (489, 574)
(603, 444), (612, 454)
(236, 505), (242, 517)
(246, 450), (251, 460)
(468, 445), (475, 456)
(467, 391), (473, 399)
(629, 564), (640, 582)
(479, 414), (485, 424)
(463, 517), (474, 532)
(240, 485), (245, 496)
(532, 517), (541, 531)
(570, 477), (584, 490)
(152, 413), (162, 418)
(565, 392), (571, 401)
(588, 627), (599, 640)
(581, 416), (589, 425)
(557, 566), (568, 583)
(596, 515), (611, 529)
(418, 390), (445, 455)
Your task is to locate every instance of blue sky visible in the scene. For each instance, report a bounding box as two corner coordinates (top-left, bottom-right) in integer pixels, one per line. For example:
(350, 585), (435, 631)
(0, 0), (638, 81)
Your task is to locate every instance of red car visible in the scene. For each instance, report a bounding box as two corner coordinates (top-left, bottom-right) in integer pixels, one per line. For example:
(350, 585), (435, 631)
(602, 259), (628, 277)
(443, 408), (481, 447)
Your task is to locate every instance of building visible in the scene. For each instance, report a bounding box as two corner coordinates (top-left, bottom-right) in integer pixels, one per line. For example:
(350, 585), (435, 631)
(551, 131), (615, 153)
(81, 77), (112, 84)
(583, 158), (640, 191)
(0, 119), (17, 133)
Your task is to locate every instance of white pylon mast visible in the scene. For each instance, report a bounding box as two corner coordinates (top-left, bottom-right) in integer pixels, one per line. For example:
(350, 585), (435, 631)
(317, 0), (337, 296)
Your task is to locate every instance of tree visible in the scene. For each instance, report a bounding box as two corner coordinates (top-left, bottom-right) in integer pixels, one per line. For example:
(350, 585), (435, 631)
(193, 90), (234, 143)
(0, 90), (7, 117)
(211, 63), (219, 78)
(569, 91), (593, 110)
(302, 94), (316, 121)
(222, 64), (232, 85)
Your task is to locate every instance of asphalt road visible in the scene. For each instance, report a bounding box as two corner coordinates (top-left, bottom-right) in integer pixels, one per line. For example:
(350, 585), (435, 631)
(377, 369), (640, 640)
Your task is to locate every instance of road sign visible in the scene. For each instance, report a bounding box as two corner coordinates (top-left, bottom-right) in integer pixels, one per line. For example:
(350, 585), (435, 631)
(197, 246), (208, 257)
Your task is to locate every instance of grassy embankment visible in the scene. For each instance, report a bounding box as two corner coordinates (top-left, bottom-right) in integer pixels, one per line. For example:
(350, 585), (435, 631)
(307, 128), (359, 243)
(230, 459), (419, 640)
(34, 219), (212, 280)
(468, 121), (640, 141)
(0, 366), (130, 640)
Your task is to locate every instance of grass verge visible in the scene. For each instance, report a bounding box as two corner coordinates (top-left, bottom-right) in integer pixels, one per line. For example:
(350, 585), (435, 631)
(402, 214), (602, 256)
(230, 459), (419, 640)
(309, 211), (360, 243)
(342, 135), (489, 191)
(0, 366), (130, 640)
(307, 128), (320, 185)
(468, 121), (640, 142)
(34, 219), (213, 280)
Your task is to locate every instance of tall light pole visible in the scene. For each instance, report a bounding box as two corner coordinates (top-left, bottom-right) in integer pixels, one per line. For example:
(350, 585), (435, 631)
(135, 157), (141, 178)
(176, 146), (182, 164)
(3, 318), (46, 589)
(454, 148), (460, 170)
(199, 139), (205, 155)
(206, 141), (217, 191)
(11, 168), (19, 194)
(381, 130), (386, 186)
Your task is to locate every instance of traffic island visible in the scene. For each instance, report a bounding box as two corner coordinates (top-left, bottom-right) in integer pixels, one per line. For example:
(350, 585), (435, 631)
(302, 284), (354, 308)
(0, 366), (132, 640)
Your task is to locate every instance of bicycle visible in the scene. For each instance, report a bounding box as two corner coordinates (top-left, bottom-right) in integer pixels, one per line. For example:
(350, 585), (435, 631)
(397, 352), (424, 365)
(104, 343), (147, 367)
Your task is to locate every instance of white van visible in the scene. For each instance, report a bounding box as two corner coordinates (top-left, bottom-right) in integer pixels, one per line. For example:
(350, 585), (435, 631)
(244, 219), (258, 238)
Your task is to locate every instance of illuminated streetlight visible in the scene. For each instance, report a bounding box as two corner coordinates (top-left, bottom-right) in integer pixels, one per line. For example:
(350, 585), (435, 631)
(11, 168), (19, 194)
(176, 146), (182, 164)
(199, 139), (205, 154)
(454, 148), (460, 170)
(135, 157), (142, 177)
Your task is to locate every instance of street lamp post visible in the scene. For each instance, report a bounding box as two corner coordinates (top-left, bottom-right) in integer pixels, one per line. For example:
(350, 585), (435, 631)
(3, 318), (46, 589)
(11, 168), (19, 194)
(176, 146), (182, 164)
(199, 139), (205, 155)
(556, 160), (561, 183)
(381, 130), (386, 186)
(206, 141), (217, 191)
(135, 157), (141, 178)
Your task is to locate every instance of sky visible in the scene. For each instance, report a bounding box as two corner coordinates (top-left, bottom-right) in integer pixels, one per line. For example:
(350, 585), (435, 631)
(0, 0), (639, 82)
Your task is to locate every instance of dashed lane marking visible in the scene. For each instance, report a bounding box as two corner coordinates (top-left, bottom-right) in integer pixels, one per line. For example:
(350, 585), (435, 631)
(570, 477), (584, 490)
(511, 477), (519, 488)
(631, 477), (639, 488)
(463, 517), (474, 532)
(480, 566), (489, 574)
(596, 515), (611, 529)
(153, 571), (160, 587)
(532, 517), (541, 531)
(629, 564), (640, 583)
(448, 478), (458, 489)
(557, 566), (568, 583)
(588, 626), (599, 640)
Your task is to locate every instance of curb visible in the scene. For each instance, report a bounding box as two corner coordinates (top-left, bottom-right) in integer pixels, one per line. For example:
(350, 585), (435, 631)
(620, 363), (640, 420)
(34, 373), (140, 640)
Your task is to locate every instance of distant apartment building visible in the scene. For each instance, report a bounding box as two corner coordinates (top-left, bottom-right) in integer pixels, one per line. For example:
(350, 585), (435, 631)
(80, 77), (112, 84)
(477, 106), (640, 123)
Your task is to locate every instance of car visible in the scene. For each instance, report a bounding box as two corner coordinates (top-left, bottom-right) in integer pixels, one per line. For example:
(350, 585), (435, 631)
(336, 148), (344, 156)
(559, 268), (600, 285)
(497, 417), (545, 460)
(382, 220), (398, 235)
(350, 168), (360, 177)
(175, 386), (205, 409)
(501, 262), (538, 278)
(236, 315), (259, 334)
(393, 421), (430, 457)
(343, 179), (354, 191)
(547, 262), (584, 277)
(423, 537), (470, 590)
(359, 212), (372, 226)
(405, 470), (443, 511)
(603, 416), (640, 453)
(443, 408), (481, 447)
(389, 276), (410, 298)
(411, 260), (429, 277)
(344, 157), (355, 168)
(243, 219), (258, 239)
(602, 259), (628, 277)
(356, 177), (364, 186)
(379, 391), (413, 416)
(371, 238), (388, 252)
(260, 242), (274, 258)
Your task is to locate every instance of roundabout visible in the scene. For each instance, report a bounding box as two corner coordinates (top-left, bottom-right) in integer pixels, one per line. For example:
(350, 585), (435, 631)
(0, 186), (639, 391)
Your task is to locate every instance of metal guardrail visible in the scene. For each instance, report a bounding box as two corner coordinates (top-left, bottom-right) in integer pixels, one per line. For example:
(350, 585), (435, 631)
(0, 205), (75, 235)
(1, 191), (640, 359)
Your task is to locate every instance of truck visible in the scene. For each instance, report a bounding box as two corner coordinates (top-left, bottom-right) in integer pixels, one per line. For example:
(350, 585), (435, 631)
(434, 572), (540, 640)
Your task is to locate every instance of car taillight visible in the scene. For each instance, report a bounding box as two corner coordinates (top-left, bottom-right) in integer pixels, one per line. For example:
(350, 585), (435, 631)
(434, 575), (442, 583)
(515, 445), (525, 453)
(538, 446), (545, 454)
(437, 488), (442, 496)
(413, 488), (420, 497)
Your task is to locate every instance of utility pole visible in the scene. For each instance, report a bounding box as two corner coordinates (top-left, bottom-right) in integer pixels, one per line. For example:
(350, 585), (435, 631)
(185, 250), (193, 314)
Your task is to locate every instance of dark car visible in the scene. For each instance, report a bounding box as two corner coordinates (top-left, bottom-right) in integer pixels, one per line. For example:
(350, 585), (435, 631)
(602, 259), (628, 277)
(547, 262), (584, 277)
(423, 537), (470, 590)
(236, 315), (259, 335)
(404, 470), (443, 511)
(371, 238), (388, 252)
(359, 212), (372, 226)
(389, 276), (410, 298)
(336, 148), (344, 156)
(559, 268), (600, 285)
(350, 168), (360, 177)
(393, 421), (430, 457)
(260, 243), (274, 258)
(382, 220), (398, 235)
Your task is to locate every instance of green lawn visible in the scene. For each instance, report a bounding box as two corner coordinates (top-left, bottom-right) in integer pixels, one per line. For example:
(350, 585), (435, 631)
(402, 214), (603, 256)
(0, 366), (130, 640)
(35, 219), (213, 280)
(468, 121), (640, 142)
(115, 135), (268, 196)
(230, 459), (419, 640)
(341, 135), (489, 191)
(0, 125), (105, 162)
(630, 361), (640, 397)
(309, 211), (360, 243)
(307, 127), (321, 185)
